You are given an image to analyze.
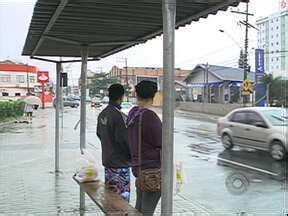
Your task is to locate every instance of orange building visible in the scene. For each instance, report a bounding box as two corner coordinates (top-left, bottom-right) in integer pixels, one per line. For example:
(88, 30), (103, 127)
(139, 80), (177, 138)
(0, 60), (41, 98)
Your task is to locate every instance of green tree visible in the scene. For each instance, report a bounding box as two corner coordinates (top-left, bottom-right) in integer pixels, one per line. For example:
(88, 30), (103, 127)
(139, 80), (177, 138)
(263, 74), (287, 107)
(238, 49), (245, 69)
(88, 73), (119, 97)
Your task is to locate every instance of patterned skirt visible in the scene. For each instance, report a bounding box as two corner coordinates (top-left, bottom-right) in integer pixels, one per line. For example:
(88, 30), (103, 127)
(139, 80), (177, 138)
(104, 167), (130, 202)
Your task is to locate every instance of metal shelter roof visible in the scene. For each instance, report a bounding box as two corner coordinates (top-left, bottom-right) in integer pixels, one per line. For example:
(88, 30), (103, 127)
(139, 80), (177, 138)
(22, 0), (243, 58)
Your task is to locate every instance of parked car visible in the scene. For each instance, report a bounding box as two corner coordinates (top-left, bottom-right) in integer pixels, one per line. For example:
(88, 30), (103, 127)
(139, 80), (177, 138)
(91, 97), (102, 108)
(101, 96), (109, 105)
(121, 102), (133, 116)
(217, 107), (288, 161)
(53, 97), (80, 108)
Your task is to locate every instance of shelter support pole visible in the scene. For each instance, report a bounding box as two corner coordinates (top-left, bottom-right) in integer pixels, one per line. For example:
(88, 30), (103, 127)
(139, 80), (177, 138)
(80, 46), (89, 153)
(161, 0), (176, 215)
(55, 62), (61, 172)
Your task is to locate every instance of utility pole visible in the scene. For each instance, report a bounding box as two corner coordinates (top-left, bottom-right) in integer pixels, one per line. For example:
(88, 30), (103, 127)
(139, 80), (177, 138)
(204, 63), (209, 103)
(231, 0), (255, 106)
(120, 57), (129, 101)
(26, 64), (30, 95)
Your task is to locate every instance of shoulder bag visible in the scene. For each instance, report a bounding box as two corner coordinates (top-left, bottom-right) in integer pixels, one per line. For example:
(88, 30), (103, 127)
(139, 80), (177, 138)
(135, 111), (161, 192)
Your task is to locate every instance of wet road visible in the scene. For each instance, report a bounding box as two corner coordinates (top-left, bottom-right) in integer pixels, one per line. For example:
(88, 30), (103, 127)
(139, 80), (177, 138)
(0, 107), (287, 215)
(173, 116), (287, 215)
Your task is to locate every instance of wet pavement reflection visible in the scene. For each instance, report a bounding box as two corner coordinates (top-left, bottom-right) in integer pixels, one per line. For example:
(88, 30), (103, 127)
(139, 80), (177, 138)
(218, 149), (288, 181)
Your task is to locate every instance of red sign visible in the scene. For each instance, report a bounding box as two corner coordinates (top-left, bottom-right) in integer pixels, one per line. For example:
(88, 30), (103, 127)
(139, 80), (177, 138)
(37, 71), (49, 83)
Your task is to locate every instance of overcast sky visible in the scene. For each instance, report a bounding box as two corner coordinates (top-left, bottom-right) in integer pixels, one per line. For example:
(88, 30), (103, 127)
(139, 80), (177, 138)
(0, 0), (280, 84)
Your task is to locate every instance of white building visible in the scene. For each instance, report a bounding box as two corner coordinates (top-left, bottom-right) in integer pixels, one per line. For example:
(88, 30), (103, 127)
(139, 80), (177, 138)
(0, 60), (39, 98)
(256, 10), (288, 78)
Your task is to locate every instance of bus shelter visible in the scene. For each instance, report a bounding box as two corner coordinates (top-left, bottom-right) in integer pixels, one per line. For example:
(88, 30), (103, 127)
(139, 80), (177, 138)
(22, 0), (243, 214)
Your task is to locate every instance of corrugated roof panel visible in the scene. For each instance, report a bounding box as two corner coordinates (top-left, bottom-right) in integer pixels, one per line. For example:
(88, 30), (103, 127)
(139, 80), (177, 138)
(22, 0), (243, 58)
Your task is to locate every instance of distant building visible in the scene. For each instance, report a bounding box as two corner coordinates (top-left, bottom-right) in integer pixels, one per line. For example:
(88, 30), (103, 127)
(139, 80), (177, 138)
(109, 66), (190, 90)
(0, 60), (40, 98)
(256, 10), (288, 78)
(185, 64), (255, 104)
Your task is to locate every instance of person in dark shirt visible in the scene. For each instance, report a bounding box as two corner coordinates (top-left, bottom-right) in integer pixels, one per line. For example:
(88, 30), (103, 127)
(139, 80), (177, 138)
(127, 81), (162, 215)
(97, 84), (131, 201)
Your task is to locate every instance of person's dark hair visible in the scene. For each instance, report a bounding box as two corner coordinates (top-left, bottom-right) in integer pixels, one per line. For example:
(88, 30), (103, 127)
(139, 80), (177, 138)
(108, 84), (125, 101)
(135, 80), (158, 99)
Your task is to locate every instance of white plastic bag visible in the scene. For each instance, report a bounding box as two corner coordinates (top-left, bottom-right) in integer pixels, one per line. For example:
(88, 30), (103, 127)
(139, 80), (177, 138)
(175, 161), (185, 194)
(74, 149), (99, 182)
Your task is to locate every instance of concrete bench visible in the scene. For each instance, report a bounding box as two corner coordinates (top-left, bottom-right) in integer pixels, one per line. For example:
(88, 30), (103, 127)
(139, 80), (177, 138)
(73, 176), (141, 215)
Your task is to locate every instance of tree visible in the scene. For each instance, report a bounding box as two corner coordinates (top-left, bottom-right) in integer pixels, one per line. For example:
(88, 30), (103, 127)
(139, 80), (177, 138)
(263, 74), (286, 106)
(88, 73), (119, 97)
(238, 49), (245, 69)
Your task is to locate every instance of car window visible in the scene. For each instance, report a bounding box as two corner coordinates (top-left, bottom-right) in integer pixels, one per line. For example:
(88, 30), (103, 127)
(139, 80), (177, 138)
(246, 112), (266, 126)
(230, 112), (247, 124)
(262, 109), (288, 126)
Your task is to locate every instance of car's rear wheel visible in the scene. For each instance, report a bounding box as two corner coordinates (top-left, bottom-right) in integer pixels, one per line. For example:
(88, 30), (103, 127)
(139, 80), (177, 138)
(222, 134), (234, 150)
(270, 141), (286, 161)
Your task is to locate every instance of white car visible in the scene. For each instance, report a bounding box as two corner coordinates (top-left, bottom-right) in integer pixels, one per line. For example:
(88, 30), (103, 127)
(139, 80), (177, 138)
(217, 107), (288, 161)
(121, 102), (134, 116)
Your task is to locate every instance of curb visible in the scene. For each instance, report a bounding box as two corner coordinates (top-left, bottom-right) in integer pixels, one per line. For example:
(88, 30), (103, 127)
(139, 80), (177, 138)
(175, 109), (220, 123)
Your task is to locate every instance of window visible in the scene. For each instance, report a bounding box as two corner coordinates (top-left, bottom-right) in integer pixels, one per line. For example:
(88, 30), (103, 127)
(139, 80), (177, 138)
(230, 112), (247, 124)
(276, 42), (279, 45)
(16, 75), (25, 83)
(15, 93), (21, 96)
(29, 76), (36, 83)
(262, 109), (288, 126)
(246, 112), (266, 126)
(0, 74), (11, 82)
(276, 57), (279, 61)
(2, 92), (9, 96)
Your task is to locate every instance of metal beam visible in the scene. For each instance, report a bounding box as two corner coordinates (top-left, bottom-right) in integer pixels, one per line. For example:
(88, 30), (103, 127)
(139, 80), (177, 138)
(80, 46), (89, 153)
(31, 56), (59, 63)
(161, 0), (176, 215)
(60, 58), (100, 63)
(99, 41), (145, 59)
(32, 0), (69, 56)
(55, 62), (62, 172)
(89, 40), (145, 47)
(43, 35), (81, 45)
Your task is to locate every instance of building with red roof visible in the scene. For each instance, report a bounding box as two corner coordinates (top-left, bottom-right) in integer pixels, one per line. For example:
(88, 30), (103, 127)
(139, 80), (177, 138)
(0, 60), (41, 98)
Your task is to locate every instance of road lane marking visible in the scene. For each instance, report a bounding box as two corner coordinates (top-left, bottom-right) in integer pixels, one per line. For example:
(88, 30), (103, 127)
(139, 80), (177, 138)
(214, 155), (279, 176)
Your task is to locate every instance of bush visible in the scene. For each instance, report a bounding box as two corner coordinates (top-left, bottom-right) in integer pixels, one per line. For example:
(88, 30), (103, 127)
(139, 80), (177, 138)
(0, 100), (25, 121)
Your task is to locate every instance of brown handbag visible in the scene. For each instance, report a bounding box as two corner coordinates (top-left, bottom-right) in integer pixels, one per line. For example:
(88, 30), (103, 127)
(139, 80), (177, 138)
(135, 111), (161, 192)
